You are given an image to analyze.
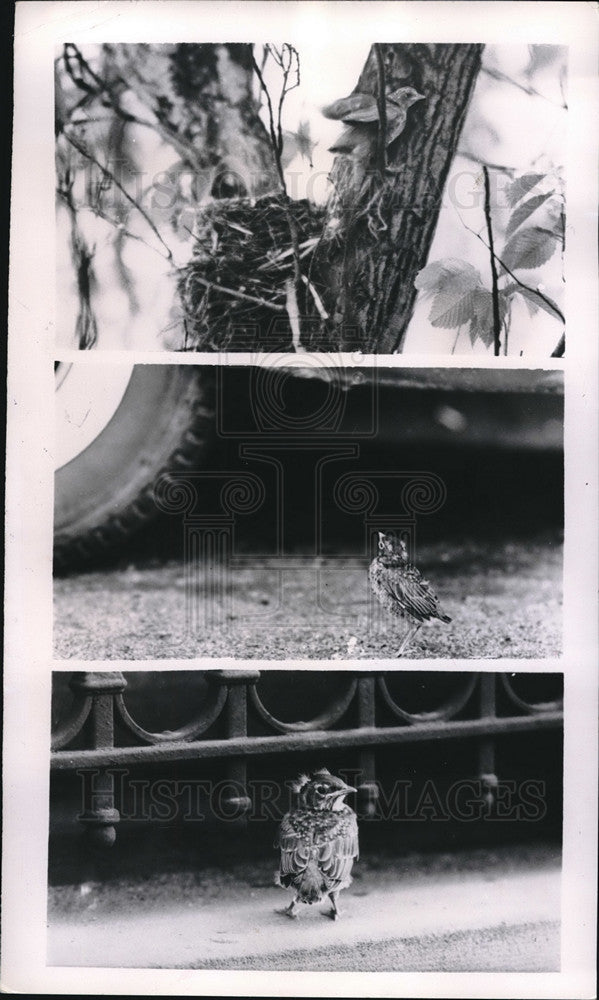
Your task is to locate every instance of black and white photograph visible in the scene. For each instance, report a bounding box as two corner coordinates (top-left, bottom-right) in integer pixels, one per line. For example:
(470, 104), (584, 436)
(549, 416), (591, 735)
(53, 364), (564, 660)
(48, 668), (563, 971)
(55, 40), (567, 356)
(4, 2), (598, 999)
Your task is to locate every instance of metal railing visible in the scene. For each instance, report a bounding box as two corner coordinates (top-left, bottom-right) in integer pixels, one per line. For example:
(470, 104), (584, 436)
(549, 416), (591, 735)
(51, 670), (563, 846)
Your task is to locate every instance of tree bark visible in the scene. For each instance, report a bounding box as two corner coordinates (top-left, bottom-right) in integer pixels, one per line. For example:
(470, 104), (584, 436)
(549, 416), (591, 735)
(306, 43), (483, 353)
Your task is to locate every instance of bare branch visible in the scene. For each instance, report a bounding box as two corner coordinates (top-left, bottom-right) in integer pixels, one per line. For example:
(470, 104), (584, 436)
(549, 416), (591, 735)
(62, 129), (174, 263)
(482, 64), (568, 110)
(374, 44), (388, 175)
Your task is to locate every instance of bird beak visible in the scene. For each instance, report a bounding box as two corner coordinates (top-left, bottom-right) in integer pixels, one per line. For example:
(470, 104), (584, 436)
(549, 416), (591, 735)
(337, 783), (357, 796)
(378, 532), (385, 543)
(411, 92), (426, 105)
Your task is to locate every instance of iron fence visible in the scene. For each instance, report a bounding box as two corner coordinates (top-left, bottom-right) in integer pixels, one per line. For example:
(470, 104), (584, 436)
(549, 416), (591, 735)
(51, 670), (563, 846)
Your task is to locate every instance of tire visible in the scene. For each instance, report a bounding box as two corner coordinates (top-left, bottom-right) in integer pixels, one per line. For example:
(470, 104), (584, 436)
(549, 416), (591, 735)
(54, 365), (215, 574)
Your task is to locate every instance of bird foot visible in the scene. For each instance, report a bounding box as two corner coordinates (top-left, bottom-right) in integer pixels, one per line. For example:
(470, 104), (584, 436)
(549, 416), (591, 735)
(276, 905), (299, 919)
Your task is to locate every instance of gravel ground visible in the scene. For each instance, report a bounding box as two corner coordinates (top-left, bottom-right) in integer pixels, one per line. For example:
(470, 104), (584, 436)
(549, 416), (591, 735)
(54, 536), (562, 659)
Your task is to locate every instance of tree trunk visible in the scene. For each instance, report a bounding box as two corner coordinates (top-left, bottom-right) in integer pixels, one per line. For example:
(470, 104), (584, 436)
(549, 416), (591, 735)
(101, 43), (279, 198)
(306, 43), (483, 353)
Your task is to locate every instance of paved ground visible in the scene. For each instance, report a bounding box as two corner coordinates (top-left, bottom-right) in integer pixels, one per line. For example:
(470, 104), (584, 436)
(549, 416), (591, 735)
(47, 844), (561, 971)
(199, 922), (560, 972)
(54, 536), (562, 659)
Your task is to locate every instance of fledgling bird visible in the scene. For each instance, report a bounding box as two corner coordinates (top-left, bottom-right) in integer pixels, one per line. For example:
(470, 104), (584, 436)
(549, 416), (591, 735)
(323, 86), (425, 157)
(369, 532), (452, 656)
(275, 769), (359, 920)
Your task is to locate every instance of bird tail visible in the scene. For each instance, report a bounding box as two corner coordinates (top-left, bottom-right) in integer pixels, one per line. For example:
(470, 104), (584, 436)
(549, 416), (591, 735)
(298, 861), (325, 905)
(439, 613), (452, 624)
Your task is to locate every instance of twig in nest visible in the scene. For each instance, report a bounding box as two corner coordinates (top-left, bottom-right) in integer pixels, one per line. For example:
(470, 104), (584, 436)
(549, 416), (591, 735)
(190, 274), (287, 313)
(285, 278), (304, 351)
(302, 275), (329, 320)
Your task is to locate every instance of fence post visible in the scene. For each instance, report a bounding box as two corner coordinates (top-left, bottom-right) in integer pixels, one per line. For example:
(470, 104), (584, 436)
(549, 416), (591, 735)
(358, 675), (379, 816)
(74, 672), (126, 847)
(218, 670), (260, 822)
(478, 673), (498, 812)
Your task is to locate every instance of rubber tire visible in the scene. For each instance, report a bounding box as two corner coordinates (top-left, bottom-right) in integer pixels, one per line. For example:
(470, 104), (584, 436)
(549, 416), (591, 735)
(54, 365), (215, 574)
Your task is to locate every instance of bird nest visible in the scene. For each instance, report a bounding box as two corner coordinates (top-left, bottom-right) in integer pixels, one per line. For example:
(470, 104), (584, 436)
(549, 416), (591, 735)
(178, 194), (329, 350)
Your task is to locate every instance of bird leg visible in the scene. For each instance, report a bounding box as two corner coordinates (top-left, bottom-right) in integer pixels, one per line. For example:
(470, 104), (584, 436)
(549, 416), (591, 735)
(396, 622), (421, 657)
(277, 895), (300, 919)
(327, 890), (341, 920)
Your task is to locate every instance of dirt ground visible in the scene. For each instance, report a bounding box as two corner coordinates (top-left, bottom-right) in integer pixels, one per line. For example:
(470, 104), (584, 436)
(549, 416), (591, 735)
(54, 539), (562, 660)
(54, 535), (562, 659)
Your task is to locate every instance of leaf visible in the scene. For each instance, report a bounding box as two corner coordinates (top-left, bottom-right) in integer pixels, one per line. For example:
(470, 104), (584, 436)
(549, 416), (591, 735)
(282, 120), (318, 168)
(430, 289), (481, 329)
(513, 285), (563, 322)
(503, 281), (539, 317)
(467, 288), (508, 348)
(322, 92), (378, 122)
(505, 190), (554, 240)
(522, 292), (539, 317)
(505, 173), (545, 208)
(524, 45), (563, 80)
(415, 259), (484, 330)
(415, 258), (481, 294)
(501, 226), (559, 271)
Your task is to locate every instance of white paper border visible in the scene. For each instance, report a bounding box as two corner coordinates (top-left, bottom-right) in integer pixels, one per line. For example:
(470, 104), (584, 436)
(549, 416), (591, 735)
(5, 2), (598, 996)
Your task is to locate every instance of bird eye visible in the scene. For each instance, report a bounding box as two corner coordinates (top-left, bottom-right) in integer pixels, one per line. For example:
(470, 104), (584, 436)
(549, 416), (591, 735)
(315, 783), (327, 793)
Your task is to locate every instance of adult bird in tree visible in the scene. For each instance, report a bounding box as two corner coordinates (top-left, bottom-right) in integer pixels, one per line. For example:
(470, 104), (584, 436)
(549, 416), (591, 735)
(275, 769), (359, 920)
(369, 531), (451, 656)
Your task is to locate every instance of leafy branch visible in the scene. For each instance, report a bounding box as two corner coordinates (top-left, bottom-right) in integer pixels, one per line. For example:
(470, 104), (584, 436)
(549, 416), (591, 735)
(415, 167), (565, 356)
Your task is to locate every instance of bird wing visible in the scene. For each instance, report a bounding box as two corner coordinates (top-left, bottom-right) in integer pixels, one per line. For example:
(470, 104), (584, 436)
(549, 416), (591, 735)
(316, 810), (359, 885)
(276, 812), (311, 879)
(328, 124), (371, 156)
(322, 92), (378, 122)
(379, 565), (443, 622)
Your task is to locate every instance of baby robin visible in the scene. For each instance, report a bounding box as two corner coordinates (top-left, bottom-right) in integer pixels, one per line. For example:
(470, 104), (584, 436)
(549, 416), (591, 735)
(275, 769), (359, 920)
(369, 531), (451, 656)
